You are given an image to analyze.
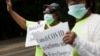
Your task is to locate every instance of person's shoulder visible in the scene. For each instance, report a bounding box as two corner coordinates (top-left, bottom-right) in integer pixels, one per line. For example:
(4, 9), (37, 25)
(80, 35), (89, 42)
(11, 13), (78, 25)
(26, 20), (36, 27)
(90, 13), (100, 20)
(91, 13), (100, 18)
(88, 14), (100, 25)
(26, 20), (36, 24)
(26, 20), (35, 23)
(26, 20), (45, 27)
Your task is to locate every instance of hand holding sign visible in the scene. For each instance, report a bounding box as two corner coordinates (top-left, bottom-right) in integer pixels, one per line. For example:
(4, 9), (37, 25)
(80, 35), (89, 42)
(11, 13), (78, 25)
(63, 32), (76, 45)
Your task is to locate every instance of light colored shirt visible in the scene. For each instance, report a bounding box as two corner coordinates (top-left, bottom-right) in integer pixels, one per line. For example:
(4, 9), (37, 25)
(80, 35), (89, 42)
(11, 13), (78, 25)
(72, 14), (100, 56)
(72, 15), (89, 56)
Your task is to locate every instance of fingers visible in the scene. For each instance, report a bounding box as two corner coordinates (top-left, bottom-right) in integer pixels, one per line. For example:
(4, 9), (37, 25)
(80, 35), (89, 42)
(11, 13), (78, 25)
(64, 39), (71, 44)
(63, 32), (70, 44)
(44, 24), (48, 29)
(63, 32), (76, 45)
(70, 32), (76, 38)
(64, 32), (70, 36)
(6, 0), (11, 5)
(37, 20), (43, 24)
(6, 0), (11, 4)
(37, 21), (40, 24)
(66, 31), (70, 34)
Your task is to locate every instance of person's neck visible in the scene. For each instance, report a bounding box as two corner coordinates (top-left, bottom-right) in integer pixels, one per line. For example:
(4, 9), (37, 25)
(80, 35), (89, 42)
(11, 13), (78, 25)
(50, 20), (60, 26)
(76, 11), (92, 22)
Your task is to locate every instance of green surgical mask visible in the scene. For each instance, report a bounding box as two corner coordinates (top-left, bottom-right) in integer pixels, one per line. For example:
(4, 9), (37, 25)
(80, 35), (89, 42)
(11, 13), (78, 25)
(68, 4), (88, 19)
(44, 14), (54, 24)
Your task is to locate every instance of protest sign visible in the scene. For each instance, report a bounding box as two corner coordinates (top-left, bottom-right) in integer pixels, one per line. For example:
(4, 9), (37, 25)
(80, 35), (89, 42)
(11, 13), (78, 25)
(25, 21), (46, 47)
(33, 22), (73, 56)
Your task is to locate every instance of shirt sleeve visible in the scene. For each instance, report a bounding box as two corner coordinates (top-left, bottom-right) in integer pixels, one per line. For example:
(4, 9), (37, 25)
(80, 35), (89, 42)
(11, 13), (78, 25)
(72, 24), (100, 56)
(26, 20), (36, 27)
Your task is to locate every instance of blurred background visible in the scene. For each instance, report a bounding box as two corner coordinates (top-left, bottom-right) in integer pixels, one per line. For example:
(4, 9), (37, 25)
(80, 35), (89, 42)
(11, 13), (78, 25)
(0, 0), (100, 41)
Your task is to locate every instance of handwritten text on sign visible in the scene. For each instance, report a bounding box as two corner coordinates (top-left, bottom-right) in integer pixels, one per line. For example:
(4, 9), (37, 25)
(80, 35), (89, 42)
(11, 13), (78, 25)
(25, 21), (46, 47)
(33, 22), (73, 56)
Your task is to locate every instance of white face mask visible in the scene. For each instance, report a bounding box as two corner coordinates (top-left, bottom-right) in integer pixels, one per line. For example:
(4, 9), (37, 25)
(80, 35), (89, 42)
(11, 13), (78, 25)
(44, 14), (54, 24)
(68, 4), (88, 19)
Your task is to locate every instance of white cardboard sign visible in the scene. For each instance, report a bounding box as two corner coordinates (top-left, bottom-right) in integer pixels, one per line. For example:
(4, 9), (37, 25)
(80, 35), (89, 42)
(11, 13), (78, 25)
(33, 22), (73, 56)
(25, 21), (46, 47)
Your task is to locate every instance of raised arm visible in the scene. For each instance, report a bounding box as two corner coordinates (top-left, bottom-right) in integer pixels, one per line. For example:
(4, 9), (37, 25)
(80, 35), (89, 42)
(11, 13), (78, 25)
(6, 0), (27, 30)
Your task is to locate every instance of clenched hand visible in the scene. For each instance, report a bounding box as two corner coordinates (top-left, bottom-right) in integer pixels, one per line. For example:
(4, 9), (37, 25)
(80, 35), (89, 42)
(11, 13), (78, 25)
(63, 32), (77, 45)
(6, 0), (12, 12)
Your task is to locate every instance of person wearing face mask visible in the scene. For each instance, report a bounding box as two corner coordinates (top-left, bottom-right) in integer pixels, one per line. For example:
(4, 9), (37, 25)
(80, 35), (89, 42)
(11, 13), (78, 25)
(63, 0), (100, 56)
(6, 0), (63, 56)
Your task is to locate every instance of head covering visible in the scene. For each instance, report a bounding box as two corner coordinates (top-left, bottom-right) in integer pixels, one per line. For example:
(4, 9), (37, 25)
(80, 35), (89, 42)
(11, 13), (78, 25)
(43, 3), (61, 14)
(43, 3), (61, 11)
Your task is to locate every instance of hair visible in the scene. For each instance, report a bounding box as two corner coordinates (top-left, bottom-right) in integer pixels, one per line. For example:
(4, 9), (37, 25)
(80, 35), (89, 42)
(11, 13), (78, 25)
(86, 0), (95, 13)
(54, 7), (66, 22)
